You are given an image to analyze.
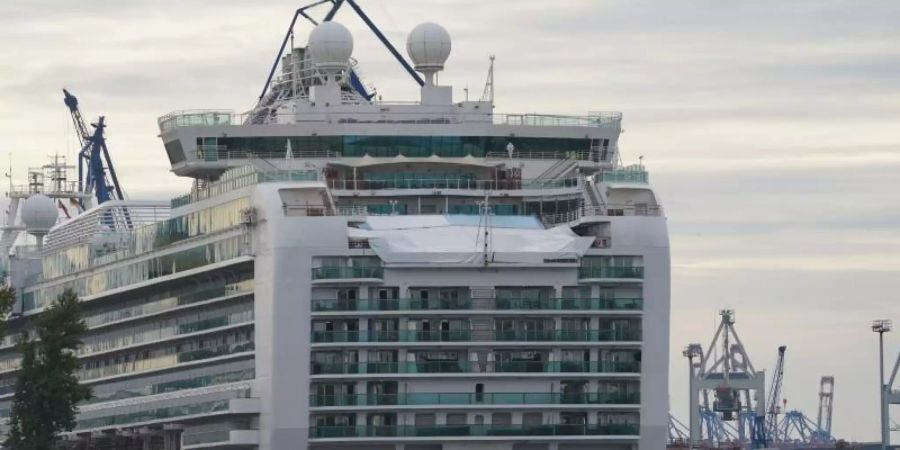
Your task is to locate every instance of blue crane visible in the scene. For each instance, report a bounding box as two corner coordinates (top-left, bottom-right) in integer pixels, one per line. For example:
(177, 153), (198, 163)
(63, 89), (125, 206)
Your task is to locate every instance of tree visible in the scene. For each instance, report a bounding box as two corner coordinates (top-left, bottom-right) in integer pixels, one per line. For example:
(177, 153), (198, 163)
(5, 289), (92, 450)
(0, 285), (15, 324)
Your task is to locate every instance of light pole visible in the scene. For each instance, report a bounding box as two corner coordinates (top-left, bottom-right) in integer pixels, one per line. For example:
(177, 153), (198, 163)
(873, 319), (892, 450)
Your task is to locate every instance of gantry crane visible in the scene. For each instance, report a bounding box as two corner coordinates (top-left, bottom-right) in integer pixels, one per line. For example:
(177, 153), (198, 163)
(816, 376), (834, 441)
(62, 89), (125, 206)
(686, 310), (767, 449)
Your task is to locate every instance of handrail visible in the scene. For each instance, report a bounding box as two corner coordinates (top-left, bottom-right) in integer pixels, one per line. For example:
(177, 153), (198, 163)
(310, 297), (643, 312)
(310, 391), (640, 407)
(311, 360), (641, 375)
(328, 177), (579, 191)
(157, 110), (622, 132)
(310, 328), (642, 343)
(309, 423), (640, 438)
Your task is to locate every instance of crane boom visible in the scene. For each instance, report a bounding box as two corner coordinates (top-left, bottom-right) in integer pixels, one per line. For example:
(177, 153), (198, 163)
(766, 345), (787, 442)
(63, 89), (91, 146)
(62, 89), (125, 204)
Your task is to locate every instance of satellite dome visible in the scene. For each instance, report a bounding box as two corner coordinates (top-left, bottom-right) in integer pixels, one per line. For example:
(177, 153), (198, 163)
(307, 22), (354, 71)
(406, 22), (451, 72)
(21, 194), (58, 233)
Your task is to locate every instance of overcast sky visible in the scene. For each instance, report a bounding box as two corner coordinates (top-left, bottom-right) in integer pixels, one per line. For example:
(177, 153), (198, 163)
(1, 0), (899, 442)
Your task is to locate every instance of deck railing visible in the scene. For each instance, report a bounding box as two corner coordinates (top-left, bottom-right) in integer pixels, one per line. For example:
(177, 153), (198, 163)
(310, 391), (640, 407)
(309, 423), (639, 439)
(158, 110), (622, 132)
(310, 328), (641, 344)
(311, 360), (641, 375)
(311, 297), (643, 312)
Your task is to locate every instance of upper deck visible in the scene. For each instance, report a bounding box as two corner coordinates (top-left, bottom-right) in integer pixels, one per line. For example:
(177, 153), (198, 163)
(159, 107), (622, 179)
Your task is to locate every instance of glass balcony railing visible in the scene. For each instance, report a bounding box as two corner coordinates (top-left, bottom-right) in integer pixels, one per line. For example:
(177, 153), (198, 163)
(312, 330), (472, 343)
(78, 399), (232, 430)
(578, 266), (644, 279)
(328, 177), (578, 191)
(311, 360), (641, 375)
(496, 297), (643, 310)
(310, 391), (640, 407)
(311, 329), (641, 343)
(311, 297), (643, 312)
(600, 170), (649, 184)
(309, 423), (639, 439)
(311, 267), (384, 280)
(493, 329), (642, 342)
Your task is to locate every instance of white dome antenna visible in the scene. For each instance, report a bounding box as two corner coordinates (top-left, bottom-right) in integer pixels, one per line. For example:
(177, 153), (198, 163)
(21, 194), (58, 247)
(308, 22), (354, 83)
(406, 22), (451, 86)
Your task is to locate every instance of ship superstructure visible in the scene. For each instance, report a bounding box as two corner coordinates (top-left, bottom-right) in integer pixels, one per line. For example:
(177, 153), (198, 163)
(1, 5), (669, 450)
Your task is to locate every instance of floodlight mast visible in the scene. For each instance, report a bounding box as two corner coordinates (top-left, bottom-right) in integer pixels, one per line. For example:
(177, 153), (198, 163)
(872, 319), (892, 450)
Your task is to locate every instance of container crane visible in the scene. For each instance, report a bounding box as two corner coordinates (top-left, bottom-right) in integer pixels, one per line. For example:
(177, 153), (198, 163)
(816, 376), (834, 440)
(62, 89), (125, 206)
(686, 310), (767, 449)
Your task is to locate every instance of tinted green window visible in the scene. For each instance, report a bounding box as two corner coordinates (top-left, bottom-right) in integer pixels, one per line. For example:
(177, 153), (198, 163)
(213, 135), (590, 158)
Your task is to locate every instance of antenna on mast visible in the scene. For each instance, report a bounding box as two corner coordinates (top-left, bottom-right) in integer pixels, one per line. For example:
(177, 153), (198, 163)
(476, 192), (493, 266)
(480, 55), (495, 103)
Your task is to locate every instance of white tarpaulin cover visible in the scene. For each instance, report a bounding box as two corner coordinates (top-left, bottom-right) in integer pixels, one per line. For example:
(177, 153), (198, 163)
(349, 215), (594, 265)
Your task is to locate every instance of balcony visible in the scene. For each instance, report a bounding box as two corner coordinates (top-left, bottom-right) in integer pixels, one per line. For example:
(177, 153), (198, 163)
(328, 177), (578, 192)
(309, 423), (639, 439)
(495, 297), (643, 311)
(311, 360), (641, 375)
(311, 266), (384, 281)
(310, 297), (643, 312)
(600, 169), (649, 184)
(76, 397), (259, 431)
(578, 266), (644, 280)
(312, 330), (471, 343)
(310, 391), (640, 407)
(157, 110), (621, 133)
(310, 328), (641, 344)
(158, 110), (233, 133)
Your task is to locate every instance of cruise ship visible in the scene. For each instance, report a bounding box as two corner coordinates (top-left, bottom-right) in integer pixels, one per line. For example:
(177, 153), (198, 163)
(0, 5), (670, 450)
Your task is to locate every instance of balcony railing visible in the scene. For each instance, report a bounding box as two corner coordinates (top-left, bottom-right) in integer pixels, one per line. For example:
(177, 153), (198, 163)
(310, 391), (640, 407)
(311, 297), (643, 312)
(311, 360), (641, 375)
(328, 177), (578, 191)
(309, 423), (639, 439)
(311, 267), (384, 280)
(310, 329), (641, 344)
(157, 110), (622, 133)
(578, 267), (644, 279)
(600, 170), (649, 184)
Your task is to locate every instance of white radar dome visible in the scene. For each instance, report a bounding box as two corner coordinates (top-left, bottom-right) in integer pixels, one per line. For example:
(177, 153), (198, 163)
(21, 194), (58, 233)
(406, 22), (451, 72)
(308, 21), (354, 71)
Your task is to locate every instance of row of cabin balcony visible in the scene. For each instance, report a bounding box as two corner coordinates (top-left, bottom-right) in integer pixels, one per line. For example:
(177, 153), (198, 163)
(308, 391), (640, 408)
(310, 265), (643, 282)
(308, 423), (639, 439)
(311, 297), (643, 312)
(310, 360), (641, 376)
(309, 328), (642, 344)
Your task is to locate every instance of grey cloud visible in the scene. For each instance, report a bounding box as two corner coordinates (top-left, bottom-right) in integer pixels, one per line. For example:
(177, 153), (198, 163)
(2, 0), (899, 441)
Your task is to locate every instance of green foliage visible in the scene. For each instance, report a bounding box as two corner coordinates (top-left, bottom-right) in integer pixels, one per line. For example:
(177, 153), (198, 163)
(0, 285), (15, 321)
(4, 289), (92, 450)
